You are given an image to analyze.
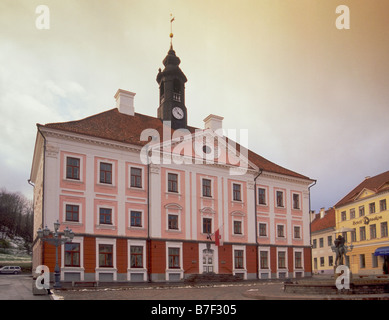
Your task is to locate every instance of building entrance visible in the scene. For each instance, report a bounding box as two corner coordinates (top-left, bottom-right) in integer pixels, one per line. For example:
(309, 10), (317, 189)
(202, 249), (214, 274)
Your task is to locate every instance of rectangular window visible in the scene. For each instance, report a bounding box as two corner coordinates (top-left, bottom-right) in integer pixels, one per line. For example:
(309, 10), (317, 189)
(168, 248), (180, 269)
(130, 246), (143, 268)
(295, 252), (302, 269)
(312, 239), (317, 249)
(130, 211), (142, 227)
(99, 244), (113, 267)
(65, 204), (79, 222)
(233, 184), (242, 201)
(258, 188), (266, 205)
(292, 194), (300, 209)
(202, 179), (211, 197)
(359, 205), (365, 217)
(381, 222), (388, 237)
(100, 162), (112, 184)
(168, 214), (178, 230)
(276, 191), (284, 207)
(360, 226), (366, 241)
(327, 235), (332, 247)
(233, 221), (242, 235)
(259, 223), (267, 237)
(329, 256), (333, 267)
(168, 173), (178, 193)
(320, 257), (325, 267)
(203, 218), (212, 234)
(350, 208), (355, 219)
(130, 167), (142, 188)
(234, 250), (244, 269)
(369, 202), (376, 214)
(66, 157), (80, 180)
(360, 254), (366, 269)
(370, 224), (377, 239)
(64, 243), (80, 267)
(294, 226), (301, 239)
(278, 251), (286, 269)
(319, 238), (324, 248)
(351, 229), (357, 242)
(380, 199), (387, 212)
(277, 225), (285, 238)
(341, 211), (347, 221)
(99, 208), (112, 225)
(372, 253), (378, 268)
(260, 251), (268, 269)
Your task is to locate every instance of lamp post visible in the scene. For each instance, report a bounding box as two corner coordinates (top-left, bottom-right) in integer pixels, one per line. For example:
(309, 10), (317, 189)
(37, 221), (74, 289)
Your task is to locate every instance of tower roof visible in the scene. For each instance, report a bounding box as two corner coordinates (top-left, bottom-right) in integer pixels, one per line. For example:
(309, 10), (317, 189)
(157, 46), (187, 84)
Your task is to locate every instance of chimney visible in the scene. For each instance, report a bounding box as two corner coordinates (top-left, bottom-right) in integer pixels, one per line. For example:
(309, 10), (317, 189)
(115, 89), (135, 116)
(320, 207), (325, 218)
(203, 114), (224, 132)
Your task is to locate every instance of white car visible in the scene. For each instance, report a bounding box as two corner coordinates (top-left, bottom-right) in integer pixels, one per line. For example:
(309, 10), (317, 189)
(0, 266), (22, 274)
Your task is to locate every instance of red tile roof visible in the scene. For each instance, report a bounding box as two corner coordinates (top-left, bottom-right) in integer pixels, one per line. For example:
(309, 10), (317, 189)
(311, 208), (336, 233)
(335, 170), (389, 208)
(39, 108), (312, 180)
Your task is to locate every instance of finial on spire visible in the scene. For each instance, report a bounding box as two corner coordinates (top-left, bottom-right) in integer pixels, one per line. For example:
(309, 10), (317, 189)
(170, 14), (175, 47)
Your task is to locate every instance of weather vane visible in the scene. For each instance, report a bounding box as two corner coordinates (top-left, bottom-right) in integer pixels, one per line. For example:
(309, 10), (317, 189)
(170, 14), (175, 46)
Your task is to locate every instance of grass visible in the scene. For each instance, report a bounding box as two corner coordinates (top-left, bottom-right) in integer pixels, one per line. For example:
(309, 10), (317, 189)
(0, 252), (32, 273)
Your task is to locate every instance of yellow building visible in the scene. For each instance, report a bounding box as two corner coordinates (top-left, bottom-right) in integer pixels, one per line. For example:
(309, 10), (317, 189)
(334, 171), (389, 275)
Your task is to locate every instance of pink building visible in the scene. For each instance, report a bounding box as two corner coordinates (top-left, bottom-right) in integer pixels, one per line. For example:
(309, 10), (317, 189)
(30, 43), (314, 283)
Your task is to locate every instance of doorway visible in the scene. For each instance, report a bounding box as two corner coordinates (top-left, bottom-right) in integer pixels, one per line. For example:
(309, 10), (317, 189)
(203, 249), (214, 274)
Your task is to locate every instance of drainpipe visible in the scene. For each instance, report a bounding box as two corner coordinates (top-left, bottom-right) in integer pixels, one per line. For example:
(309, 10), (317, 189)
(308, 179), (317, 276)
(254, 169), (263, 279)
(36, 125), (47, 267)
(146, 146), (152, 283)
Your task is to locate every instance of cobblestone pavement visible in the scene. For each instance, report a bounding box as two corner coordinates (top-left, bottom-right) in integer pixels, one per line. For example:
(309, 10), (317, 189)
(51, 276), (389, 301)
(52, 281), (277, 300)
(0, 274), (51, 300)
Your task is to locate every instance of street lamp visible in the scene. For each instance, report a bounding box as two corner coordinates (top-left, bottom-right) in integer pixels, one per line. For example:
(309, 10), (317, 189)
(37, 220), (74, 289)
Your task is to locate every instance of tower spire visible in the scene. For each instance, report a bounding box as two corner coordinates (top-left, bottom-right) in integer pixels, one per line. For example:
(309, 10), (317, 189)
(170, 14), (175, 48)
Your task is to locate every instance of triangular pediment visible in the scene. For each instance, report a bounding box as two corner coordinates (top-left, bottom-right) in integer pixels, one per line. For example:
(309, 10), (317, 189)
(353, 188), (375, 201)
(147, 128), (257, 174)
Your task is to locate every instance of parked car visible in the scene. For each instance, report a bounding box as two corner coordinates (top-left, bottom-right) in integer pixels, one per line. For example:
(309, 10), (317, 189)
(0, 266), (22, 274)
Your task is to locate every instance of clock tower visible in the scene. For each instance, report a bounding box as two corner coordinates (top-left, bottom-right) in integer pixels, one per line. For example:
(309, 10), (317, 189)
(156, 43), (188, 130)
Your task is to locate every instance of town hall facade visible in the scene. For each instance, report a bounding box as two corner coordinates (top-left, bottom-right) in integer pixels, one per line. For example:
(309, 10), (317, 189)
(30, 40), (315, 283)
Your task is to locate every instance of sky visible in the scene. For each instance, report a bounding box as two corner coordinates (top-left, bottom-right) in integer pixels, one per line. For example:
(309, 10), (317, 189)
(0, 0), (388, 213)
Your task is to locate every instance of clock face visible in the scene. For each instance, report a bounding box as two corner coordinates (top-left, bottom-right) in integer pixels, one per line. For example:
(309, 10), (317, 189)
(172, 106), (184, 120)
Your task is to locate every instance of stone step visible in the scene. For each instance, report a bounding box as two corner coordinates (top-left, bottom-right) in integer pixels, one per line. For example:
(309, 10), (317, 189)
(185, 273), (243, 283)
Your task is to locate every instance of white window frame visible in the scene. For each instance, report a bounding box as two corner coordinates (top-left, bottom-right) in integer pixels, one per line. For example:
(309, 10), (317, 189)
(63, 201), (83, 225)
(201, 177), (214, 198)
(127, 239), (147, 281)
(275, 189), (285, 208)
(258, 222), (268, 238)
(128, 209), (144, 229)
(165, 241), (184, 280)
(95, 238), (117, 281)
(293, 248), (304, 277)
(166, 170), (180, 194)
(97, 158), (116, 186)
(232, 182), (243, 202)
(276, 223), (286, 239)
(96, 204), (116, 230)
(64, 154), (84, 182)
(276, 247), (288, 278)
(60, 236), (85, 281)
(292, 192), (301, 210)
(232, 245), (247, 279)
(129, 165), (145, 190)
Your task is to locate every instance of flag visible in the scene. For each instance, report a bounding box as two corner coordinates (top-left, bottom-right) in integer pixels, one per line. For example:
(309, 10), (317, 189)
(215, 227), (223, 246)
